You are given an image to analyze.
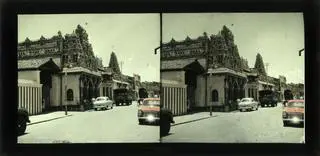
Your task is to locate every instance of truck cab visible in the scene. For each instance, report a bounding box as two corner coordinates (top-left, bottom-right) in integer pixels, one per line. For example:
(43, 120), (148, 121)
(114, 88), (132, 106)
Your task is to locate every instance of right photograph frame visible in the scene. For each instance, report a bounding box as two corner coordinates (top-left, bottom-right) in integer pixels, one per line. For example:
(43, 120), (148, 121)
(159, 13), (305, 143)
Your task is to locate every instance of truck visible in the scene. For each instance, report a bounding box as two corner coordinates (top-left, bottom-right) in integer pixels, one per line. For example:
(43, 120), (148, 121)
(113, 88), (133, 106)
(259, 90), (278, 107)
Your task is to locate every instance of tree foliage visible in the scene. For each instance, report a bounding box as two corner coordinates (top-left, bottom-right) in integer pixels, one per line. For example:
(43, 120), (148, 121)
(109, 52), (121, 74)
(254, 53), (267, 75)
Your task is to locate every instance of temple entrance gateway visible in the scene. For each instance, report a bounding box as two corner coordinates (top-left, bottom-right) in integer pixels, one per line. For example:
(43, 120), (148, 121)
(39, 59), (60, 112)
(183, 60), (205, 110)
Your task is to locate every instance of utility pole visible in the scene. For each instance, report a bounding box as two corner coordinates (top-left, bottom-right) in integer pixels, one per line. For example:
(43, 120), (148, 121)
(265, 63), (269, 75)
(120, 61), (124, 88)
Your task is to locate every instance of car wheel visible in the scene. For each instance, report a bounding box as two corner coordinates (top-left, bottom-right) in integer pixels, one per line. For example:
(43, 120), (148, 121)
(138, 119), (144, 125)
(283, 121), (288, 127)
(17, 121), (27, 135)
(94, 108), (97, 111)
(239, 109), (243, 112)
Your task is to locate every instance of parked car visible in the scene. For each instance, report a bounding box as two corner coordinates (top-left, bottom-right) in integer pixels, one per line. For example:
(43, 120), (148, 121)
(17, 108), (30, 135)
(138, 98), (160, 124)
(93, 96), (113, 111)
(282, 99), (304, 126)
(238, 98), (259, 112)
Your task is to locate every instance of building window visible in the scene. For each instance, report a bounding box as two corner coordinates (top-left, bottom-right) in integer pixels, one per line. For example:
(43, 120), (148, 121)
(67, 89), (74, 101)
(211, 90), (219, 102)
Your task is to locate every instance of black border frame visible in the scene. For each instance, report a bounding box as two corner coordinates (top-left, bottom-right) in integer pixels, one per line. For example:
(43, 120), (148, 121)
(1, 0), (319, 155)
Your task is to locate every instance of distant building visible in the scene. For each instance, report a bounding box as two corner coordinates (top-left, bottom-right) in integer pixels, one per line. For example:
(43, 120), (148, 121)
(141, 81), (160, 98)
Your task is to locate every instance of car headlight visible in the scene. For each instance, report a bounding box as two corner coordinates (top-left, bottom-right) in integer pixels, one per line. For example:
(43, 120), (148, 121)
(146, 114), (155, 122)
(138, 110), (143, 116)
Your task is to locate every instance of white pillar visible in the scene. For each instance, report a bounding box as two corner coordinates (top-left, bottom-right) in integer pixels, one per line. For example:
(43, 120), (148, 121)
(18, 86), (21, 108)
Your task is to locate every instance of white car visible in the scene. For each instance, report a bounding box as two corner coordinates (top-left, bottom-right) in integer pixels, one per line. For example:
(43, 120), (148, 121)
(93, 97), (113, 111)
(238, 98), (259, 112)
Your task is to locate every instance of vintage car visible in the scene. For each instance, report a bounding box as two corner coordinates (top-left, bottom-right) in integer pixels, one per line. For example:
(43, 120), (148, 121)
(93, 96), (113, 111)
(138, 98), (160, 124)
(282, 99), (304, 126)
(238, 98), (259, 112)
(17, 108), (30, 135)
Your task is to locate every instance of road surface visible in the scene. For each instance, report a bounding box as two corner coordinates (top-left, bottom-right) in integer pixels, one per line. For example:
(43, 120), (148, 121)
(18, 101), (159, 143)
(161, 103), (304, 143)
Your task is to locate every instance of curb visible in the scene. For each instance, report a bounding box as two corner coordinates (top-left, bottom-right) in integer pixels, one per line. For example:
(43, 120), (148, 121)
(172, 115), (218, 127)
(28, 114), (73, 126)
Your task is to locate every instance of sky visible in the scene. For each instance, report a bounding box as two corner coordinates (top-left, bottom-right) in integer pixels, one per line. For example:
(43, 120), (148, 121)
(163, 13), (304, 84)
(18, 14), (160, 82)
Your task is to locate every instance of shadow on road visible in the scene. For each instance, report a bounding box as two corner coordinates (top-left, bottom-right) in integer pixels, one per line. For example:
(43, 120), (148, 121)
(285, 124), (304, 128)
(172, 115), (217, 127)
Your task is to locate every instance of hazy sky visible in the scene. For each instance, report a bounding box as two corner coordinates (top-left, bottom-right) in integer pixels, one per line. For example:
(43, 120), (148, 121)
(163, 13), (304, 84)
(18, 14), (160, 82)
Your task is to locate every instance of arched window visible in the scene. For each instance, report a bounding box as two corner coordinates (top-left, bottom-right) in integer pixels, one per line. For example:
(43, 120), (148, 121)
(67, 89), (74, 101)
(211, 90), (219, 102)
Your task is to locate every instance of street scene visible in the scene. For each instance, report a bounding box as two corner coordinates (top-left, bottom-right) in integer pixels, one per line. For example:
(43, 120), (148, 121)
(161, 103), (304, 143)
(18, 102), (159, 143)
(17, 14), (160, 143)
(159, 13), (305, 143)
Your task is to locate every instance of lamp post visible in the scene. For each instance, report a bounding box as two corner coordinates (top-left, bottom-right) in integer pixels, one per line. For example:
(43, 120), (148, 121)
(65, 64), (72, 115)
(207, 67), (214, 116)
(299, 48), (304, 56)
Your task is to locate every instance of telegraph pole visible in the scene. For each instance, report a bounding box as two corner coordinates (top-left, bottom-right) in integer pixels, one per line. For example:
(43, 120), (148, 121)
(265, 63), (269, 75)
(120, 61), (124, 88)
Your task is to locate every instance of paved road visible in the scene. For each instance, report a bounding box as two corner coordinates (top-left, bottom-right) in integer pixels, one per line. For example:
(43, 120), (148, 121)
(161, 103), (304, 143)
(18, 101), (159, 143)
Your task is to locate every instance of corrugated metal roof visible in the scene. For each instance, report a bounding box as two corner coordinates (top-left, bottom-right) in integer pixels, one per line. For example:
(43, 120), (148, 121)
(18, 57), (61, 69)
(161, 58), (206, 70)
(208, 67), (247, 78)
(62, 67), (101, 76)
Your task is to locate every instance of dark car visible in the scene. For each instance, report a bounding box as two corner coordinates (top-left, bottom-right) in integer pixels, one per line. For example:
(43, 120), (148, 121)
(160, 107), (175, 137)
(17, 108), (30, 135)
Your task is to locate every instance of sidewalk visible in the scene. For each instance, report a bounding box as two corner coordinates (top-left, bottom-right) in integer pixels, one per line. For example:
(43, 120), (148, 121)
(28, 111), (74, 126)
(172, 110), (240, 126)
(172, 112), (218, 126)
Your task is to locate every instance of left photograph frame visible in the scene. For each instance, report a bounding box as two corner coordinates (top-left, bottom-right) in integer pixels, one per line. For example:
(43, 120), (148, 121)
(17, 13), (161, 143)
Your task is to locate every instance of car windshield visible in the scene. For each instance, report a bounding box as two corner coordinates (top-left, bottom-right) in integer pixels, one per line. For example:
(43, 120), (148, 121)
(287, 102), (304, 108)
(241, 99), (251, 102)
(96, 98), (105, 101)
(143, 100), (160, 106)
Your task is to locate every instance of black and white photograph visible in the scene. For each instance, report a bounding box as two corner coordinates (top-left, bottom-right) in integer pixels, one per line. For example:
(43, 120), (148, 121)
(159, 13), (305, 143)
(17, 14), (160, 143)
